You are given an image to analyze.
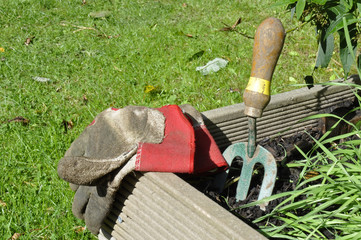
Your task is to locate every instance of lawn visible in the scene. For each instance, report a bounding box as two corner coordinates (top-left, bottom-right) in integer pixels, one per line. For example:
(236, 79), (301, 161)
(0, 0), (347, 239)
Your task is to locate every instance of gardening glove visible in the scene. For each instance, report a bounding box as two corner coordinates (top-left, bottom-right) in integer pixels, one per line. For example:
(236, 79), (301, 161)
(58, 104), (227, 234)
(58, 106), (165, 186)
(58, 106), (165, 234)
(70, 156), (136, 234)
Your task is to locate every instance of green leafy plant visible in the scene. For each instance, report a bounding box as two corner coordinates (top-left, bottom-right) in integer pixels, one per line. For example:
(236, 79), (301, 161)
(277, 0), (361, 77)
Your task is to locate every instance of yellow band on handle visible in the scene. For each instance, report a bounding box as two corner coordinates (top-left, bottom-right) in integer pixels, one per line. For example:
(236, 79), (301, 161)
(245, 77), (270, 95)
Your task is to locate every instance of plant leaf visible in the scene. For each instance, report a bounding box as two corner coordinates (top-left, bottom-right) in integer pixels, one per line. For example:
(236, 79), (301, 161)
(315, 30), (334, 68)
(327, 3), (347, 16)
(188, 50), (205, 61)
(312, 0), (327, 4)
(341, 0), (353, 11)
(338, 20), (357, 76)
(290, 6), (296, 19)
(304, 75), (314, 88)
(324, 13), (356, 39)
(271, 0), (297, 8)
(296, 0), (306, 19)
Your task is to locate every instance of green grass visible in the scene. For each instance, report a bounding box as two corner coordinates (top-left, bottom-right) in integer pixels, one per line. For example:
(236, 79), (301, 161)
(0, 0), (354, 238)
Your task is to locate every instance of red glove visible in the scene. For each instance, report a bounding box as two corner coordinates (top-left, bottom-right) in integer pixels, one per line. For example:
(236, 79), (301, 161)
(136, 104), (228, 174)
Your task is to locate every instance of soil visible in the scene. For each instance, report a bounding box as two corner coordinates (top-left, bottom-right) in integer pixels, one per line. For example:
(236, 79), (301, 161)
(182, 102), (361, 239)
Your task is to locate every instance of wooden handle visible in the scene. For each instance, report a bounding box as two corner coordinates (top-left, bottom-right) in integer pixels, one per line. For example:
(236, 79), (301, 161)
(243, 17), (285, 118)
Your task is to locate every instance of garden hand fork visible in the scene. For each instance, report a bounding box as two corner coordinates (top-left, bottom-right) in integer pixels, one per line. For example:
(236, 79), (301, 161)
(215, 17), (285, 210)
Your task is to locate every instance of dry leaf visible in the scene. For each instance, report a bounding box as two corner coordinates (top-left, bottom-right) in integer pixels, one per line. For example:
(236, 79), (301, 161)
(185, 34), (193, 38)
(24, 37), (34, 46)
(106, 34), (120, 39)
(0, 199), (6, 207)
(144, 85), (156, 93)
(82, 0), (86, 4)
(304, 170), (319, 180)
(82, 94), (88, 104)
(219, 26), (233, 32)
(46, 207), (54, 215)
(24, 181), (36, 187)
(24, 38), (31, 45)
(229, 88), (240, 93)
(8, 116), (29, 125)
(31, 226), (48, 232)
(113, 66), (122, 72)
(46, 207), (54, 212)
(222, 56), (231, 62)
(11, 233), (22, 240)
(63, 120), (74, 131)
(182, 3), (187, 7)
(231, 17), (242, 29)
(62, 119), (74, 133)
(219, 17), (242, 32)
(74, 226), (86, 233)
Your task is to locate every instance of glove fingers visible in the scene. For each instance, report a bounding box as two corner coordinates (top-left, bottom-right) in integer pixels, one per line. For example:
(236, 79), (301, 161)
(84, 185), (114, 235)
(72, 185), (92, 220)
(85, 158), (136, 234)
(180, 104), (204, 126)
(72, 158), (136, 235)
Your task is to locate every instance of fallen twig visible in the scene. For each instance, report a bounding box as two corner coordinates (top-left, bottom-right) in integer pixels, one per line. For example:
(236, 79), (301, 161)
(60, 21), (119, 38)
(220, 22), (254, 39)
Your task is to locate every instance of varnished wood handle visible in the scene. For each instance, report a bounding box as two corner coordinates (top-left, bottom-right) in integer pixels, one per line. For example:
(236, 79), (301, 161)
(243, 17), (285, 118)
